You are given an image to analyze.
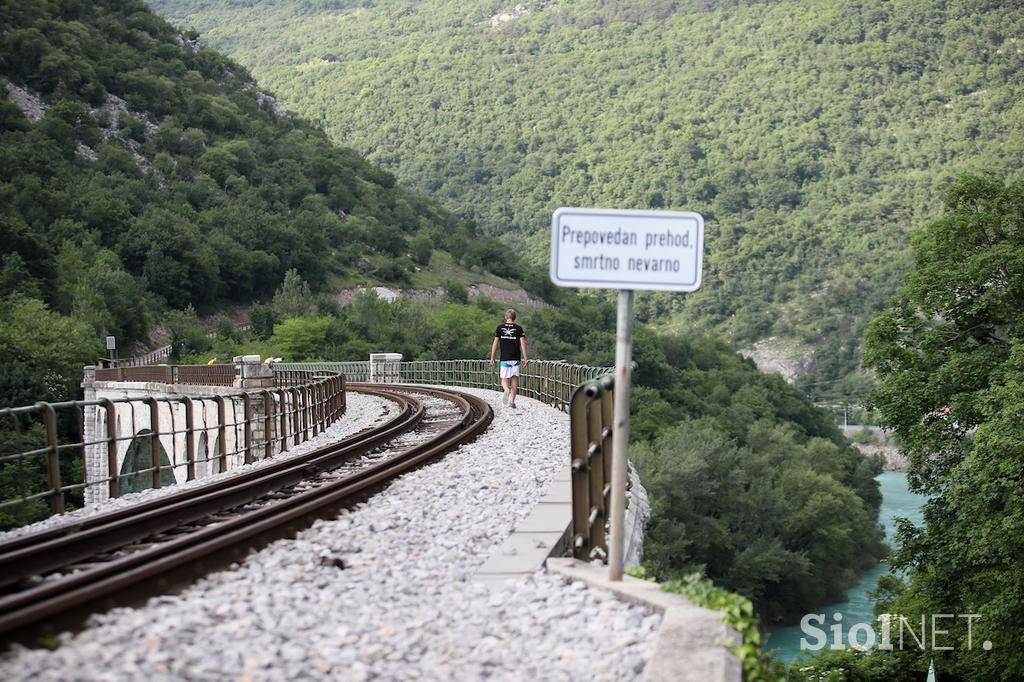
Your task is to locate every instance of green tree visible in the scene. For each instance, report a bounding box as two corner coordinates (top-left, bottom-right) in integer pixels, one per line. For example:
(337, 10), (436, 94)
(0, 423), (52, 531)
(444, 280), (468, 304)
(0, 253), (43, 299)
(424, 304), (494, 359)
(865, 174), (1024, 491)
(119, 207), (221, 309)
(409, 233), (433, 266)
(70, 250), (149, 343)
(0, 297), (100, 406)
(633, 413), (883, 624)
(862, 175), (1024, 679)
(165, 305), (209, 362)
(269, 316), (333, 361)
(272, 268), (314, 319)
(248, 302), (280, 340)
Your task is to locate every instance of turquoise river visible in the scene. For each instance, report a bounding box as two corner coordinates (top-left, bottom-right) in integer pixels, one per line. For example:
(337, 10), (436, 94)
(765, 472), (927, 664)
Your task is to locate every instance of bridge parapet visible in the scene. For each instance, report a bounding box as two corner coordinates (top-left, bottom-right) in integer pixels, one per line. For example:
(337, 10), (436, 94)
(2, 357), (605, 529)
(0, 362), (344, 527)
(93, 354), (275, 389)
(93, 363), (237, 386)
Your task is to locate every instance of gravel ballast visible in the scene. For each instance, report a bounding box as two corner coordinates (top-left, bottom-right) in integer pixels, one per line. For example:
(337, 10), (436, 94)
(1, 388), (660, 681)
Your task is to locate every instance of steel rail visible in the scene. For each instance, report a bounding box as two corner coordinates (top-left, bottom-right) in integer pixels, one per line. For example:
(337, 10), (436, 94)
(0, 385), (492, 642)
(0, 385), (419, 587)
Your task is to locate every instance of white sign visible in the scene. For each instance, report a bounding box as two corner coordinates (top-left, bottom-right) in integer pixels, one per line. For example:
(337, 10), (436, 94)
(105, 335), (116, 350)
(550, 208), (704, 291)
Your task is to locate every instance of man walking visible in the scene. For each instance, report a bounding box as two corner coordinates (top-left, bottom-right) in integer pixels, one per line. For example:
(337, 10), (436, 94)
(490, 308), (528, 409)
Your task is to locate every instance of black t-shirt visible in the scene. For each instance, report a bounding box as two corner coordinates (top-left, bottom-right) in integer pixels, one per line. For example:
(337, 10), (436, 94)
(495, 323), (525, 361)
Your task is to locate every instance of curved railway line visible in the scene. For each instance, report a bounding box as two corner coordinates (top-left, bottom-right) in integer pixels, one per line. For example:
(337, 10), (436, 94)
(0, 383), (492, 645)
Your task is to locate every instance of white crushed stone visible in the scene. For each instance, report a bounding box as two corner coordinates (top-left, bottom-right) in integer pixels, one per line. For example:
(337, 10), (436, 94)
(0, 388), (660, 680)
(0, 393), (393, 543)
(3, 80), (47, 122)
(75, 142), (98, 161)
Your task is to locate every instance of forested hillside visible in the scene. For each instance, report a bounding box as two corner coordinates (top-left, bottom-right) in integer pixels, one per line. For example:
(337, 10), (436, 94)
(0, 0), (519, 403)
(152, 0), (1024, 398)
(0, 2), (891, 650)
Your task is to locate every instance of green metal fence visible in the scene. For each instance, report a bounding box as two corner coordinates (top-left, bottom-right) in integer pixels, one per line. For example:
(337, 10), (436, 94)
(276, 359), (611, 412)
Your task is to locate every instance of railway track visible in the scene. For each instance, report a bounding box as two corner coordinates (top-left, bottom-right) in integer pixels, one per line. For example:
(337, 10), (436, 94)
(0, 384), (492, 645)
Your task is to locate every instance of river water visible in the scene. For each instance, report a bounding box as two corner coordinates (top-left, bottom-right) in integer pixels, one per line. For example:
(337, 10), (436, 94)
(764, 472), (926, 663)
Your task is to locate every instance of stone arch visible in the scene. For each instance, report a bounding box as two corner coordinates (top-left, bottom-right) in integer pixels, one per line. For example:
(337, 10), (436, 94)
(210, 433), (220, 474)
(196, 432), (208, 478)
(195, 432), (221, 477)
(118, 429), (176, 495)
(198, 431), (221, 476)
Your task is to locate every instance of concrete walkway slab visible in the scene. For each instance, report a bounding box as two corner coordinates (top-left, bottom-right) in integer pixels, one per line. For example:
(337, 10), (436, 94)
(474, 465), (572, 584)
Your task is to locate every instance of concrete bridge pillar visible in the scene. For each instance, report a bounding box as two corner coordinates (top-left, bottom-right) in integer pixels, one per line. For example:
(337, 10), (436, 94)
(81, 366), (107, 507)
(233, 355), (274, 389)
(233, 355), (276, 459)
(369, 353), (402, 383)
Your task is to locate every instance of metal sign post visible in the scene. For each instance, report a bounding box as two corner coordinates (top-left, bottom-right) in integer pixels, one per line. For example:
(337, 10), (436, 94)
(550, 207), (704, 582)
(608, 289), (634, 580)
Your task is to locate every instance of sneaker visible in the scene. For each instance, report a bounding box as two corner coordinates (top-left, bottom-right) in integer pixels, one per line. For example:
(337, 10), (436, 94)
(502, 388), (510, 405)
(510, 402), (517, 409)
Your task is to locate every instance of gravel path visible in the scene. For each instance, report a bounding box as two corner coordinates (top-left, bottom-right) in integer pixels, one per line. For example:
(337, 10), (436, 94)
(0, 393), (394, 543)
(1, 388), (659, 681)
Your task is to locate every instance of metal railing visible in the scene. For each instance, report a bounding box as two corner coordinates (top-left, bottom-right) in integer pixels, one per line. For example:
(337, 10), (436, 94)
(0, 370), (345, 528)
(277, 359), (611, 412)
(568, 375), (616, 562)
(0, 356), (606, 530)
(279, 358), (618, 561)
(120, 344), (172, 368)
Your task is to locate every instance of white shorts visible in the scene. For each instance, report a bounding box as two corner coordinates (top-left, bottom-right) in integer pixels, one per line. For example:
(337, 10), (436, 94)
(499, 361), (520, 379)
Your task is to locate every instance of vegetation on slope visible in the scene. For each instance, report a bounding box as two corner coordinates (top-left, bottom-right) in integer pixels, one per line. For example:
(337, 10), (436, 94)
(153, 0), (1024, 398)
(834, 174), (1024, 681)
(0, 0), (536, 405)
(0, 0), (888, 649)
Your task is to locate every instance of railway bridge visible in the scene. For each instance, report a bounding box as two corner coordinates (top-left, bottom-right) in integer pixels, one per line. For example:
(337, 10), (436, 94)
(0, 355), (741, 681)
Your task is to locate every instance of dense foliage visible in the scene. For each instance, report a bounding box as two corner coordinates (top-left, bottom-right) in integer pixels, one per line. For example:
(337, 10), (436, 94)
(0, 0), (525, 405)
(852, 175), (1024, 680)
(153, 0), (1024, 396)
(630, 366), (884, 624)
(0, 0), (530, 529)
(0, 1), (890, 659)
